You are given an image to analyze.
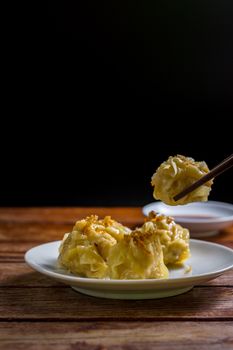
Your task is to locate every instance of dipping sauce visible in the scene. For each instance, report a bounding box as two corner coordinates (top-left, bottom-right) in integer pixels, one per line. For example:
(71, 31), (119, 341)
(173, 215), (218, 220)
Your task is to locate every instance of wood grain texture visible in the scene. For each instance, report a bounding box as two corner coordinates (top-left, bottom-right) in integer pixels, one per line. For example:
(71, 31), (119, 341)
(0, 208), (144, 226)
(0, 222), (71, 243)
(1, 286), (233, 320)
(0, 322), (233, 350)
(0, 209), (232, 246)
(0, 207), (232, 350)
(0, 263), (61, 287)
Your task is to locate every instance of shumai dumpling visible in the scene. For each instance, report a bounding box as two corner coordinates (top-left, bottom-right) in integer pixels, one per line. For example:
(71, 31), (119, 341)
(108, 229), (169, 279)
(58, 212), (190, 280)
(141, 211), (190, 265)
(151, 154), (213, 205)
(58, 215), (131, 278)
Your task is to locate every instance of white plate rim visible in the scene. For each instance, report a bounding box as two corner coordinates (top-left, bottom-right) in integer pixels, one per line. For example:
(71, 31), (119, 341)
(142, 200), (233, 224)
(24, 239), (233, 286)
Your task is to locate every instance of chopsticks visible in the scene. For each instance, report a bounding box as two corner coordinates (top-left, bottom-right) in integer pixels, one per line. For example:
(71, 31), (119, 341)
(173, 153), (233, 202)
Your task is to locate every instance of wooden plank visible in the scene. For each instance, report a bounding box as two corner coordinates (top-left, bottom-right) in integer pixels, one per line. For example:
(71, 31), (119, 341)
(0, 208), (145, 226)
(0, 207), (232, 235)
(1, 263), (233, 287)
(0, 242), (43, 261)
(0, 207), (232, 233)
(0, 263), (61, 287)
(0, 217), (143, 244)
(0, 208), (232, 350)
(0, 222), (71, 243)
(0, 287), (232, 320)
(0, 321), (233, 350)
(204, 270), (233, 286)
(0, 243), (32, 262)
(0, 207), (232, 247)
(1, 221), (232, 249)
(0, 242), (35, 253)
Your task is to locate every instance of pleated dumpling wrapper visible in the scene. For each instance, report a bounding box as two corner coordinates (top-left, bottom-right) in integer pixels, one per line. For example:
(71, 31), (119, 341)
(58, 215), (131, 278)
(58, 212), (190, 279)
(108, 227), (169, 279)
(151, 154), (213, 205)
(141, 211), (190, 266)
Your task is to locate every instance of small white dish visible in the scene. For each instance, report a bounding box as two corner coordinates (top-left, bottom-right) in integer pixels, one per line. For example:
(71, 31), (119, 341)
(142, 200), (233, 237)
(25, 239), (233, 300)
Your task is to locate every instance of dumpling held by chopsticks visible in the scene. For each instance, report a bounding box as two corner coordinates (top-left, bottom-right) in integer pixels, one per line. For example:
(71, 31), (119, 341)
(151, 155), (213, 205)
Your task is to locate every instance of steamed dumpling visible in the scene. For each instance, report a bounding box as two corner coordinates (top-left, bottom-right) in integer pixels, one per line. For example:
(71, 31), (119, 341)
(58, 215), (131, 278)
(58, 212), (190, 279)
(151, 154), (213, 205)
(141, 211), (190, 265)
(108, 228), (169, 279)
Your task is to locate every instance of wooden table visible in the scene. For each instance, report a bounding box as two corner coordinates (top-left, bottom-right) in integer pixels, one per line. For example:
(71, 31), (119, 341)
(0, 207), (233, 350)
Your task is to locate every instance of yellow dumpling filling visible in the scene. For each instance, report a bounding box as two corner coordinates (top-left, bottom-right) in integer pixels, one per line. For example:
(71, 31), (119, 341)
(142, 211), (190, 265)
(58, 215), (131, 278)
(58, 212), (190, 279)
(151, 154), (213, 205)
(108, 229), (169, 279)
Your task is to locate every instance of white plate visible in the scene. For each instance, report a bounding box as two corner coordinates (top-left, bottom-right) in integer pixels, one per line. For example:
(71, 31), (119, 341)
(25, 240), (233, 300)
(142, 201), (233, 237)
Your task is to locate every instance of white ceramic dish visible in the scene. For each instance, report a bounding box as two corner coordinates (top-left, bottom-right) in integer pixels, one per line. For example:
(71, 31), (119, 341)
(142, 201), (233, 237)
(25, 239), (233, 300)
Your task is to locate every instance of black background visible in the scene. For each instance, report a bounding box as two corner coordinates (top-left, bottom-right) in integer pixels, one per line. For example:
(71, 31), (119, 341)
(1, 0), (232, 206)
